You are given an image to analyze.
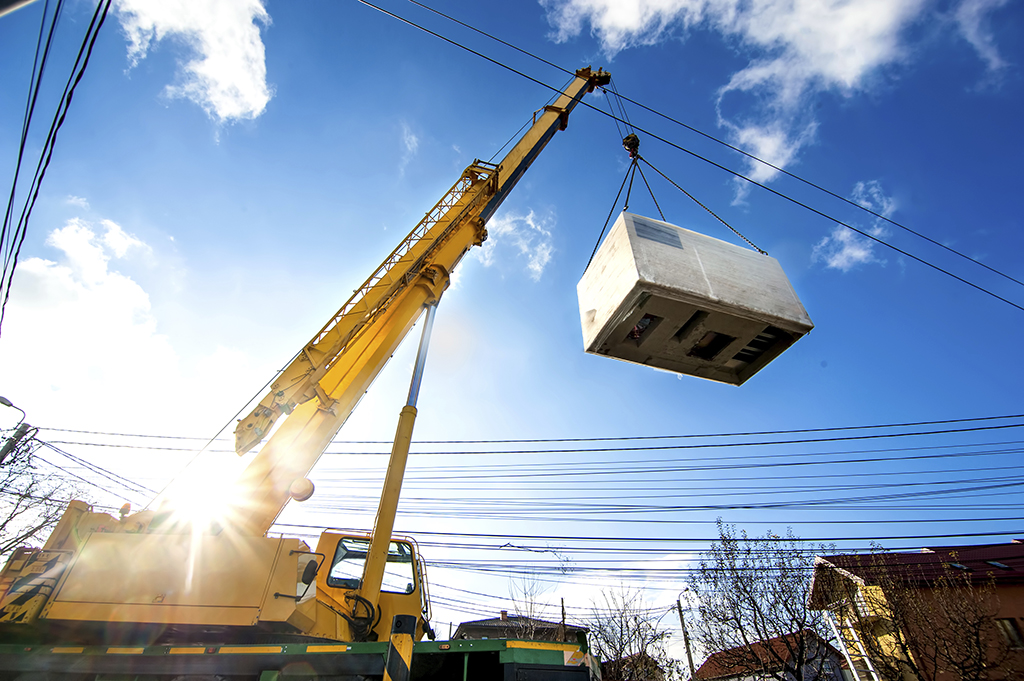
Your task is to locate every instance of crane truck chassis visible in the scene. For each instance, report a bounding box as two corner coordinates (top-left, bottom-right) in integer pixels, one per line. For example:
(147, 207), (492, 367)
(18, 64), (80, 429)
(0, 67), (611, 681)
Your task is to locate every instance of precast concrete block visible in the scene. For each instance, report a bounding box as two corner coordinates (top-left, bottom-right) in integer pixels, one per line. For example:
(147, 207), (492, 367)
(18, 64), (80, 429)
(577, 212), (813, 385)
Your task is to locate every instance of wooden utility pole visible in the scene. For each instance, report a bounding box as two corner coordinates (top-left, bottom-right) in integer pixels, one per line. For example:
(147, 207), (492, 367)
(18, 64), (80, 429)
(677, 599), (696, 678)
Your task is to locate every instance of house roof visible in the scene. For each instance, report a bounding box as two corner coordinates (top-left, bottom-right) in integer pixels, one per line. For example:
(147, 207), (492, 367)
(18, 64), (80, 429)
(452, 613), (589, 641)
(825, 540), (1024, 582)
(455, 614), (586, 632)
(693, 630), (842, 681)
(809, 539), (1024, 608)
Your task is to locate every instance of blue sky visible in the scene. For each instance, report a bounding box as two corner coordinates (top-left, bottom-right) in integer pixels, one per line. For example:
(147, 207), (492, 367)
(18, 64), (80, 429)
(1, 0), (1022, 650)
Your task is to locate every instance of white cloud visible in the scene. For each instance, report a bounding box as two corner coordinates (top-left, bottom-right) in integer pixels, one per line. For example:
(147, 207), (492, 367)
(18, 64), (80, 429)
(812, 180), (894, 272)
(543, 0), (704, 54)
(476, 210), (555, 281)
(115, 0), (273, 122)
(723, 119), (817, 200)
(1, 219), (178, 426)
(100, 219), (151, 258)
(955, 0), (1011, 73)
(851, 179), (897, 219)
(0, 217), (253, 435)
(399, 121), (420, 176)
(65, 195), (89, 209)
(542, 0), (1011, 195)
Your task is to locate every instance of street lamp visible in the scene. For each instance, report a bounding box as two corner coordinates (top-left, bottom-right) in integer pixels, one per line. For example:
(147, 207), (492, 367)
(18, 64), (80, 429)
(0, 396), (25, 425)
(677, 589), (697, 679)
(0, 396), (32, 465)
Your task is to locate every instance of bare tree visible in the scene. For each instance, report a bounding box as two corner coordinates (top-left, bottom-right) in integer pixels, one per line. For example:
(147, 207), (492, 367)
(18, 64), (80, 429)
(508, 573), (551, 639)
(690, 521), (841, 681)
(585, 586), (685, 681)
(825, 550), (1021, 681)
(0, 436), (75, 560)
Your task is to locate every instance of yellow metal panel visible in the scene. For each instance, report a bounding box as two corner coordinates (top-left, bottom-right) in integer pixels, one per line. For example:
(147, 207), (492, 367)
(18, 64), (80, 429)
(50, 647), (85, 654)
(306, 645), (349, 653)
(255, 538), (303, 624)
(218, 646), (283, 654)
(43, 601), (261, 626)
(168, 648), (206, 655)
(107, 648), (145, 654)
(505, 641), (578, 652)
(48, 532), (282, 610)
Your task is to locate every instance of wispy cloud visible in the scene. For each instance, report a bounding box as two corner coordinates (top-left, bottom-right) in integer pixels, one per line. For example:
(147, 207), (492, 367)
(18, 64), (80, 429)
(115, 0), (273, 122)
(399, 121), (420, 176)
(542, 0), (1009, 195)
(955, 0), (1011, 74)
(65, 195), (89, 209)
(812, 180), (895, 272)
(476, 210), (555, 281)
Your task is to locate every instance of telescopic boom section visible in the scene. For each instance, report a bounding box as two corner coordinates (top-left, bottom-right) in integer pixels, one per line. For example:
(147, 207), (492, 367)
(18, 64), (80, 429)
(228, 67), (609, 536)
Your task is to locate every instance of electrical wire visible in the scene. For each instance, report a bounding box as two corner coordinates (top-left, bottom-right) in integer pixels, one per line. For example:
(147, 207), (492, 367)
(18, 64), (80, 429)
(0, 0), (112, 336)
(35, 412), (1024, 444)
(2, 0), (62, 273)
(270, 523), (1024, 551)
(353, 0), (1024, 314)
(38, 440), (156, 497)
(400, 0), (1024, 292)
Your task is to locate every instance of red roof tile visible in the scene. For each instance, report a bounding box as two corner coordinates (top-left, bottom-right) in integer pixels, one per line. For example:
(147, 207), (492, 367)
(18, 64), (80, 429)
(694, 630), (842, 681)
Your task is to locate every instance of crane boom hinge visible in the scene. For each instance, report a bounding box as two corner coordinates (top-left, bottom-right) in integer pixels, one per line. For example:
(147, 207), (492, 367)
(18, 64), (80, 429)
(543, 104), (570, 131)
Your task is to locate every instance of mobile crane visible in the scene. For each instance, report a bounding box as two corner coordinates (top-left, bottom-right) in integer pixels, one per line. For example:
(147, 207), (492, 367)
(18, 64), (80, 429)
(0, 67), (610, 681)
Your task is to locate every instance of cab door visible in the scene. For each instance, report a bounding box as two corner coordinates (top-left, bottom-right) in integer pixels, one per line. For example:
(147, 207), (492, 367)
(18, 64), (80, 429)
(314, 532), (426, 642)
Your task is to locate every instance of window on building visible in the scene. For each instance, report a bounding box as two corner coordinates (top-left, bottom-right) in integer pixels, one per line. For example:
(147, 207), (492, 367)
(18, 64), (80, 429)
(996, 618), (1024, 649)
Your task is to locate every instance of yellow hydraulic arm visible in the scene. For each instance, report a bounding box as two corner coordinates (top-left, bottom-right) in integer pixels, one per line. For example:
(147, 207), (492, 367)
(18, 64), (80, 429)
(228, 66), (610, 537)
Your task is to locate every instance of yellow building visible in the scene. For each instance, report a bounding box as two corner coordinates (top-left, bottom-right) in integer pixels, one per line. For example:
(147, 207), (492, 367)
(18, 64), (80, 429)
(808, 541), (1024, 681)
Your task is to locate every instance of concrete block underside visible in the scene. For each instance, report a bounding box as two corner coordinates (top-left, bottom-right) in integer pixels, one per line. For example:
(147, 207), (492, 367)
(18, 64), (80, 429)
(577, 213), (813, 385)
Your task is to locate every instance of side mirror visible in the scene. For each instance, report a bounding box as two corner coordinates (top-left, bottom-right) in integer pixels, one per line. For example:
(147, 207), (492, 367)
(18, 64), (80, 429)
(301, 559), (318, 586)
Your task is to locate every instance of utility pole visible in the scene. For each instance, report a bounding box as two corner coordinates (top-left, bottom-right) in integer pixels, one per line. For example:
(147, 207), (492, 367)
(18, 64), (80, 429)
(677, 599), (696, 679)
(0, 396), (31, 465)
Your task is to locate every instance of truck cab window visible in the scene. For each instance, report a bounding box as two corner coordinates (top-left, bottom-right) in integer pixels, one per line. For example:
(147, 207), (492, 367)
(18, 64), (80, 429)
(327, 537), (416, 594)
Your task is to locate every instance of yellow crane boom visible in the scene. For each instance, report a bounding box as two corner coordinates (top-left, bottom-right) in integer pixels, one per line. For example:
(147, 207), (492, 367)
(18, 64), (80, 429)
(0, 66), (610, 648)
(229, 66), (610, 537)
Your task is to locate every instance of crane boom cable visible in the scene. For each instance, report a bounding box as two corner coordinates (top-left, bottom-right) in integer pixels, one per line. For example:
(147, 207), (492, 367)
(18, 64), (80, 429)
(639, 154), (764, 254)
(401, 0), (1024, 291)
(360, 0), (1024, 312)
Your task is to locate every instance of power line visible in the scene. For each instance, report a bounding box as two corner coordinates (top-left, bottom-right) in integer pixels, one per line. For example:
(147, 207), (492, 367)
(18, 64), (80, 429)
(0, 0), (113, 335)
(37, 411), (1024, 443)
(325, 422), (1024, 460)
(270, 523), (1024, 548)
(37, 414), (1024, 455)
(399, 0), (1024, 292)
(39, 440), (156, 497)
(36, 409), (1019, 440)
(353, 0), (1024, 314)
(2, 0), (64, 280)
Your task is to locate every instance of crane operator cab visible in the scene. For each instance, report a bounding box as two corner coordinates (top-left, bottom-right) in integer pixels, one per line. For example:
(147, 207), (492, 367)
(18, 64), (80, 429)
(312, 531), (431, 642)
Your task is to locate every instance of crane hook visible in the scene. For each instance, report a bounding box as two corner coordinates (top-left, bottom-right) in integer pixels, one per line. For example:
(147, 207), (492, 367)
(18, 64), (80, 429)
(622, 133), (640, 159)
